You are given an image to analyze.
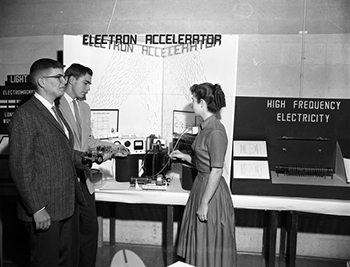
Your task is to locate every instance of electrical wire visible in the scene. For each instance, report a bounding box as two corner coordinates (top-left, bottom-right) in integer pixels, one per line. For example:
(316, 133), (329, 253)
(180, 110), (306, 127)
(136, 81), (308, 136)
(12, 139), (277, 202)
(299, 0), (307, 96)
(150, 126), (195, 178)
(137, 126), (195, 179)
(172, 126), (195, 152)
(106, 0), (118, 34)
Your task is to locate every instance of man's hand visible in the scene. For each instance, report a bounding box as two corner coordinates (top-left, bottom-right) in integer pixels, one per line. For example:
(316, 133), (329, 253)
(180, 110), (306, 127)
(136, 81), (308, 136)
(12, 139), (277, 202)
(74, 150), (92, 170)
(33, 209), (51, 231)
(99, 144), (130, 162)
(79, 144), (131, 166)
(111, 144), (130, 158)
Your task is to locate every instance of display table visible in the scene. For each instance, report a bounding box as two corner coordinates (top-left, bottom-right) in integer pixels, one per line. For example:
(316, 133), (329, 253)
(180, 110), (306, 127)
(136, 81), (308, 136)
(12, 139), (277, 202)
(96, 164), (350, 215)
(94, 165), (350, 267)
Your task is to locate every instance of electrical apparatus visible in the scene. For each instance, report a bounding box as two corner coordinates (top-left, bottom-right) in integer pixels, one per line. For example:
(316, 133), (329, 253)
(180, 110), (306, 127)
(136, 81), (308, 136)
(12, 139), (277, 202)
(268, 134), (349, 186)
(115, 154), (146, 182)
(180, 163), (197, 191)
(143, 142), (171, 178)
(109, 137), (146, 154)
(114, 134), (170, 184)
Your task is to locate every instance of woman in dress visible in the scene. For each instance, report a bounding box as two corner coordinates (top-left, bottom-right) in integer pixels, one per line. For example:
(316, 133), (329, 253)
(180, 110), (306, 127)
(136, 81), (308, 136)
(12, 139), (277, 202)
(170, 82), (237, 267)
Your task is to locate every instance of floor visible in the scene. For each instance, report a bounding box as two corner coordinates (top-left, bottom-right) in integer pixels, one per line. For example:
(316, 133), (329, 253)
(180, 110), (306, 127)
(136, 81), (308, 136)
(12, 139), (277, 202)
(3, 242), (348, 267)
(95, 243), (348, 267)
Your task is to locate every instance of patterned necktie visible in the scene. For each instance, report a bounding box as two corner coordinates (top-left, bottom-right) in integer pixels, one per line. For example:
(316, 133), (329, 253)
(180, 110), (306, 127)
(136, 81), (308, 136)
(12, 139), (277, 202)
(52, 106), (65, 130)
(73, 99), (82, 142)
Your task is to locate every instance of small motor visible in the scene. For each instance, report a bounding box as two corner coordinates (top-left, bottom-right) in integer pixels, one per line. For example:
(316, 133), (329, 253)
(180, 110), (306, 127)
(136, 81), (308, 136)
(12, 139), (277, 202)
(82, 146), (114, 167)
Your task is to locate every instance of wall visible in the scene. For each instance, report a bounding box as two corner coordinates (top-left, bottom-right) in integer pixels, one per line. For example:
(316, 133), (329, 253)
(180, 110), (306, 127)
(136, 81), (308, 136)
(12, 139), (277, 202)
(1, 0), (350, 260)
(237, 34), (350, 98)
(1, 0), (350, 38)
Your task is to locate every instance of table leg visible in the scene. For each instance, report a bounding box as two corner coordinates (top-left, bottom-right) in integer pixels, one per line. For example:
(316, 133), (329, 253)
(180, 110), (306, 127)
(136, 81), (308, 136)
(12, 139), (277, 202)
(97, 215), (103, 247)
(286, 211), (298, 267)
(278, 212), (287, 267)
(110, 202), (116, 247)
(0, 211), (3, 267)
(166, 205), (174, 266)
(263, 210), (278, 267)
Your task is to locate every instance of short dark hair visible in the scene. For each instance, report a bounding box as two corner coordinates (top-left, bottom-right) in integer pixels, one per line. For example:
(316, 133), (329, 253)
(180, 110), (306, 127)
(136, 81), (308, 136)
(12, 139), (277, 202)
(29, 58), (64, 87)
(65, 63), (93, 79)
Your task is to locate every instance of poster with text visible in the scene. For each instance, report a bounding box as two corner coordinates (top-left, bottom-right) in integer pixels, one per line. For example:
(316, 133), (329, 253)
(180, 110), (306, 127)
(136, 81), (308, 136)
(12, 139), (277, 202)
(63, 34), (238, 182)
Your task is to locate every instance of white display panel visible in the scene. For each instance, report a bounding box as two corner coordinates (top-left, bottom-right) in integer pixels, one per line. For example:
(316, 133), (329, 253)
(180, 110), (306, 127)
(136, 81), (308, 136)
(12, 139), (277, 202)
(63, 34), (239, 182)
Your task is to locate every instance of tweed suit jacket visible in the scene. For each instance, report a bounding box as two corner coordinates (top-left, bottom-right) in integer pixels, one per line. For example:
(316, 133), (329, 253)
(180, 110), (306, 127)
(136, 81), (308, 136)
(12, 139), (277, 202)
(58, 94), (111, 194)
(9, 96), (85, 222)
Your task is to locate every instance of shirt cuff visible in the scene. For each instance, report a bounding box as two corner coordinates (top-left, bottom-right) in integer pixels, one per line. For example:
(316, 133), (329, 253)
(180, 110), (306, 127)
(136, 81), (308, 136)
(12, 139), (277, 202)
(34, 206), (45, 215)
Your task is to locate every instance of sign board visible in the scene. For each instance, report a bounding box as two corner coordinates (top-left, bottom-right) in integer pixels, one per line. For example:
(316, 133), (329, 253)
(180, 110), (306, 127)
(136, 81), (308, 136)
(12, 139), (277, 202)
(0, 85), (34, 134)
(231, 96), (350, 200)
(6, 74), (31, 85)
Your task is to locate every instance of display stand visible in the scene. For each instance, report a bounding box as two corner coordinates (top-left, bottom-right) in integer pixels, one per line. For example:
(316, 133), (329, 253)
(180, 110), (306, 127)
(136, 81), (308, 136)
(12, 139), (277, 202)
(95, 163), (350, 267)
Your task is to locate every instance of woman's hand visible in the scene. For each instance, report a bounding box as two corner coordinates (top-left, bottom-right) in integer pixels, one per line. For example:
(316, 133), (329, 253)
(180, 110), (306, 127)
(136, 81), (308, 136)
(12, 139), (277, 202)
(196, 202), (208, 223)
(169, 150), (185, 160)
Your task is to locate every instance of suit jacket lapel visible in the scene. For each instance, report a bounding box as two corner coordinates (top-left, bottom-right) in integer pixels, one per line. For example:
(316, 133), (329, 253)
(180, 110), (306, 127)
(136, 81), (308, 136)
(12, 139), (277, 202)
(31, 96), (68, 139)
(56, 106), (74, 147)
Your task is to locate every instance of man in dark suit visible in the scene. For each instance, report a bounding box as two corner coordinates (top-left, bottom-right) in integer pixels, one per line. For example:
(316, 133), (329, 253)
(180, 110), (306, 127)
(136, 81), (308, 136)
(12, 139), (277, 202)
(8, 58), (86, 267)
(57, 63), (128, 267)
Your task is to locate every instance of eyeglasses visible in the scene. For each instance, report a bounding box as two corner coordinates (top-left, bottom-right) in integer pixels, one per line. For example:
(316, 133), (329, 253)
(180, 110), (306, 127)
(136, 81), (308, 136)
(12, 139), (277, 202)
(42, 74), (67, 83)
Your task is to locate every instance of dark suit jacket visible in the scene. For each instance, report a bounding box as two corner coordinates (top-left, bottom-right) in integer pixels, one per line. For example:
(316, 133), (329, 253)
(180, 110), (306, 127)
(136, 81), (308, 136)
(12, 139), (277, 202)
(9, 96), (85, 222)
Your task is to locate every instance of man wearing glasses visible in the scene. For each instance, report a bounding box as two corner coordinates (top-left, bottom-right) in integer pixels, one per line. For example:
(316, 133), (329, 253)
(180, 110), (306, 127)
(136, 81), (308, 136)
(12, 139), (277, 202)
(8, 58), (87, 267)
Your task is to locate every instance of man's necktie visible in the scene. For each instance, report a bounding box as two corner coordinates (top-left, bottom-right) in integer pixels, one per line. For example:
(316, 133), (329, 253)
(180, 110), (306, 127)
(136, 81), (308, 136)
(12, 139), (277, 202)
(52, 106), (65, 130)
(73, 99), (82, 142)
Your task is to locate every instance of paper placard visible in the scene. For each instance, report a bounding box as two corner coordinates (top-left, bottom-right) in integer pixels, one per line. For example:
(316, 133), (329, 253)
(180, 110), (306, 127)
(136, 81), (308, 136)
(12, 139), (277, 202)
(233, 160), (270, 179)
(233, 140), (267, 157)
